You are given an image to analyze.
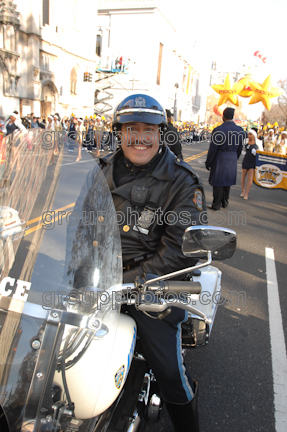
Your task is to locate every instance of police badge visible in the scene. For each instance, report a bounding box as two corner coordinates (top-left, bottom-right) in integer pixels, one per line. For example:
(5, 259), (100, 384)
(114, 365), (125, 389)
(193, 189), (203, 211)
(135, 96), (146, 107)
(133, 206), (156, 235)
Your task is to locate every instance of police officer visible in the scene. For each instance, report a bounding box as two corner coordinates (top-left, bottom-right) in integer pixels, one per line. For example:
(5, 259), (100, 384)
(164, 109), (183, 159)
(97, 94), (206, 431)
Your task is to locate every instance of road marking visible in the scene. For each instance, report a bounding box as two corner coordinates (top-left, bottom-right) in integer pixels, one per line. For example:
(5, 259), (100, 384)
(27, 203), (75, 225)
(184, 151), (207, 163)
(25, 203), (75, 236)
(265, 247), (287, 431)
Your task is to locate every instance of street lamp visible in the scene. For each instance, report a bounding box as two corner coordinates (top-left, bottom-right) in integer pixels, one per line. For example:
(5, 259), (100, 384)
(174, 83), (179, 121)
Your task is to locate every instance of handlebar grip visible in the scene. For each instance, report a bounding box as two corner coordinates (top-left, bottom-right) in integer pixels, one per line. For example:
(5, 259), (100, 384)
(161, 281), (202, 294)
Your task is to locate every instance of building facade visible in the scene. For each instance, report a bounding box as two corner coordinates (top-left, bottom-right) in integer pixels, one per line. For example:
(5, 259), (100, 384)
(0, 0), (98, 119)
(96, 0), (203, 121)
(209, 61), (240, 88)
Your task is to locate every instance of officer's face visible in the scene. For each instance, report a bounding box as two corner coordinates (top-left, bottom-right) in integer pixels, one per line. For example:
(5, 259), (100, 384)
(121, 122), (160, 165)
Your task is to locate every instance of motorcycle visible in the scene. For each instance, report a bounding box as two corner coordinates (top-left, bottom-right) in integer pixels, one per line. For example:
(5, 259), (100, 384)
(0, 136), (236, 432)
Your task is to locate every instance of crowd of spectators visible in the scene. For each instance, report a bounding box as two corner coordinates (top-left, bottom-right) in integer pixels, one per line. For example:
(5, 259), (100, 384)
(1, 112), (286, 157)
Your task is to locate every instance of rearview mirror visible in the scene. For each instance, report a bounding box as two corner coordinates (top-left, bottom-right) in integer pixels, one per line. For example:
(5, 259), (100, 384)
(182, 226), (236, 260)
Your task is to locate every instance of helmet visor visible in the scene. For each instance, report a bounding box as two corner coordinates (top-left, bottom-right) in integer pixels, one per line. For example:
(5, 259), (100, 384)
(115, 107), (166, 126)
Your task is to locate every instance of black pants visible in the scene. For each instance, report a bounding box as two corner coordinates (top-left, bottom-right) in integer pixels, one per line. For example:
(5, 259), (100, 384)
(122, 305), (194, 404)
(212, 186), (230, 210)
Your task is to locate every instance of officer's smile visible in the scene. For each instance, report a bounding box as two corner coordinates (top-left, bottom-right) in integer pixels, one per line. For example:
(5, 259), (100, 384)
(121, 123), (160, 165)
(131, 144), (150, 151)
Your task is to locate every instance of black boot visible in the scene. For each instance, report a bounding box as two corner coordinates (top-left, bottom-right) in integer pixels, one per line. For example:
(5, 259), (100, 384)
(165, 382), (199, 432)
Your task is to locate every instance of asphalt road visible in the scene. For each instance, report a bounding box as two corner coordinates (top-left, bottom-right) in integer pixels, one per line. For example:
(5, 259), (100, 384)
(146, 141), (287, 432)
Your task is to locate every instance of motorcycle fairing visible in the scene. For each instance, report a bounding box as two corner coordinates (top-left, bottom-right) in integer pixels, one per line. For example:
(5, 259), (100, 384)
(0, 131), (125, 431)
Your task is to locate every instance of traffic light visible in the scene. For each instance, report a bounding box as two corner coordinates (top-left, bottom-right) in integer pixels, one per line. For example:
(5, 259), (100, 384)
(84, 72), (93, 82)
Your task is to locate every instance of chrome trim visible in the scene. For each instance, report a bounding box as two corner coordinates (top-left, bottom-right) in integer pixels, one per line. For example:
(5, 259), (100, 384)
(142, 373), (151, 405)
(23, 301), (49, 320)
(208, 270), (222, 334)
(147, 394), (161, 421)
(0, 296), (108, 330)
(127, 409), (141, 432)
(144, 251), (212, 285)
(117, 108), (164, 116)
(185, 225), (236, 236)
(137, 300), (211, 324)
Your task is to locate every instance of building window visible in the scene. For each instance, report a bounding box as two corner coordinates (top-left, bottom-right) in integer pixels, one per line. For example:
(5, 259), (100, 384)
(157, 43), (163, 86)
(96, 35), (102, 57)
(43, 0), (50, 26)
(70, 68), (77, 95)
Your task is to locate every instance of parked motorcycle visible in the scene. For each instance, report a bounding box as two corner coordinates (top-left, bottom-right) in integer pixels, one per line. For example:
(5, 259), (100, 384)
(0, 157), (236, 432)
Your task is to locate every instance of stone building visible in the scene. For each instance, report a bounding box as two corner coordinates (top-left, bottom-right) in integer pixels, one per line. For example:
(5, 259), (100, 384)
(0, 0), (98, 119)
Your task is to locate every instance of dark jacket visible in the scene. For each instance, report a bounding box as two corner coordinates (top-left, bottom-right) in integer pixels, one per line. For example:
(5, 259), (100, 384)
(164, 122), (183, 159)
(205, 121), (244, 186)
(100, 146), (206, 282)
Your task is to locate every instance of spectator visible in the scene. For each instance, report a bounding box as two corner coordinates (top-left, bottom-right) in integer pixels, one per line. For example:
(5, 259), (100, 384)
(31, 116), (39, 129)
(264, 129), (275, 152)
(86, 119), (95, 152)
(274, 131), (287, 155)
(75, 118), (84, 162)
(3, 113), (26, 136)
(240, 130), (259, 200)
(46, 115), (54, 131)
(62, 118), (69, 131)
(164, 109), (183, 158)
(68, 117), (77, 152)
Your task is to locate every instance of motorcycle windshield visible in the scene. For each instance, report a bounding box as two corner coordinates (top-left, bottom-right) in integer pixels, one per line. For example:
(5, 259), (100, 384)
(0, 130), (122, 430)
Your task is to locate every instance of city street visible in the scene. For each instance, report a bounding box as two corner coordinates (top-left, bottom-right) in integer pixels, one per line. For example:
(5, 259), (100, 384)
(1, 1), (287, 431)
(4, 141), (287, 432)
(147, 141), (287, 432)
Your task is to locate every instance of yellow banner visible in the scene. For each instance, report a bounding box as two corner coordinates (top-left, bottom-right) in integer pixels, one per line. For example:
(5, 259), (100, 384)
(254, 151), (287, 190)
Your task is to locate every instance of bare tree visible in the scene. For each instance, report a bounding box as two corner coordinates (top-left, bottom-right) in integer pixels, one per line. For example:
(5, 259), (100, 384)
(277, 78), (287, 128)
(262, 104), (287, 128)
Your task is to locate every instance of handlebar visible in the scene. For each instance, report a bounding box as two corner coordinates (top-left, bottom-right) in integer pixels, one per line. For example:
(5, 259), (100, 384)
(121, 280), (202, 295)
(159, 281), (202, 295)
(120, 281), (210, 322)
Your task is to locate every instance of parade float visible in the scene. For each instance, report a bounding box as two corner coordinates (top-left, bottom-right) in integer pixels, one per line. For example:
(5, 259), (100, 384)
(211, 55), (286, 190)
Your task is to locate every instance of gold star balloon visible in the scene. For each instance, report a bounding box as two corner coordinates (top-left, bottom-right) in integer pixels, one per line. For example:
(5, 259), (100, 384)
(248, 75), (284, 110)
(237, 74), (255, 98)
(212, 74), (244, 107)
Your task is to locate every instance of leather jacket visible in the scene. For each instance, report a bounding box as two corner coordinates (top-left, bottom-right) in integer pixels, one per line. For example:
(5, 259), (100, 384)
(100, 146), (207, 282)
(164, 122), (183, 159)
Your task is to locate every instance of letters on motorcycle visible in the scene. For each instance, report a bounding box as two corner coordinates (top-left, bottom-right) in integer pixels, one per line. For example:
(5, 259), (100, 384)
(0, 277), (31, 301)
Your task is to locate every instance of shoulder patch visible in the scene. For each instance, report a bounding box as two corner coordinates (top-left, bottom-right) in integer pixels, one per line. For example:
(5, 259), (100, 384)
(193, 189), (203, 211)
